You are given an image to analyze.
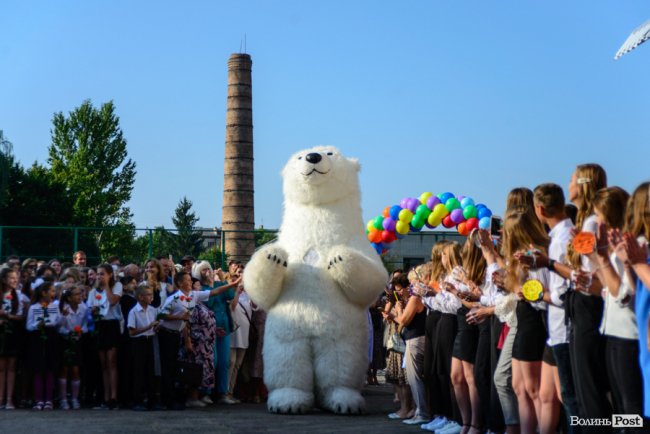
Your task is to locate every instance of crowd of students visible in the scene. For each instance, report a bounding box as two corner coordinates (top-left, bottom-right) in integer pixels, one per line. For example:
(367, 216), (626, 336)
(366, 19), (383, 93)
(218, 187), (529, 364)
(0, 253), (266, 411)
(378, 165), (649, 434)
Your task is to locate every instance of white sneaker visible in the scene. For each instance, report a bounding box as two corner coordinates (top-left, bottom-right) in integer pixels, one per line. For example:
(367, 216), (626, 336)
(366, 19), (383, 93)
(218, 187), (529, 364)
(60, 399), (70, 410)
(185, 399), (206, 408)
(218, 395), (238, 405)
(201, 395), (214, 405)
(437, 421), (462, 434)
(404, 415), (430, 425)
(71, 399), (81, 410)
(422, 416), (447, 431)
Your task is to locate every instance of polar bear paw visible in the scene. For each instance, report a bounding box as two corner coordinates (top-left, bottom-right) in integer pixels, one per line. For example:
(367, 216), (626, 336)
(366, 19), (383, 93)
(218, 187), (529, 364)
(267, 388), (314, 414)
(263, 245), (288, 268)
(321, 386), (365, 415)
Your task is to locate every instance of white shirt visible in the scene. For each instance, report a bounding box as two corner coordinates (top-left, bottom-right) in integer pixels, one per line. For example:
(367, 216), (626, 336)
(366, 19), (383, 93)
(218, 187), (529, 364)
(26, 301), (63, 331)
(127, 303), (158, 337)
(547, 218), (574, 346)
(2, 290), (24, 316)
(480, 263), (501, 307)
(598, 241), (645, 340)
(580, 215), (599, 273)
(86, 283), (124, 321)
(159, 289), (211, 332)
(59, 303), (89, 335)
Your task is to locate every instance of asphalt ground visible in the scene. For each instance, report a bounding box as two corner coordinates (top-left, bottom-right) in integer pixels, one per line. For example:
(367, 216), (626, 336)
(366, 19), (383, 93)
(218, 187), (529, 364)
(0, 383), (426, 434)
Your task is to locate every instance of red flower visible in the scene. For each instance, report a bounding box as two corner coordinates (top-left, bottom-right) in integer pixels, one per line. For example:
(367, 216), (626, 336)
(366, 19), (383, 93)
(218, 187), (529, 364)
(4, 294), (12, 300)
(95, 294), (102, 300)
(73, 325), (82, 333)
(180, 295), (186, 302)
(187, 297), (192, 302)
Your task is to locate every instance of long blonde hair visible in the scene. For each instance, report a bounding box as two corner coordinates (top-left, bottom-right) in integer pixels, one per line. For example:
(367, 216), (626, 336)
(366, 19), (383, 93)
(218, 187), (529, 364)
(441, 242), (462, 275)
(624, 181), (650, 240)
(569, 163), (607, 268)
(462, 230), (486, 285)
(502, 209), (549, 292)
(431, 240), (451, 283)
(593, 187), (629, 231)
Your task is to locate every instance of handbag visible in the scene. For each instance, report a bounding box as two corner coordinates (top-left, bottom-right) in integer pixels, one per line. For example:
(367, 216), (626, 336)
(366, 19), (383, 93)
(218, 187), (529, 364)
(387, 332), (406, 354)
(226, 306), (240, 334)
(175, 360), (203, 387)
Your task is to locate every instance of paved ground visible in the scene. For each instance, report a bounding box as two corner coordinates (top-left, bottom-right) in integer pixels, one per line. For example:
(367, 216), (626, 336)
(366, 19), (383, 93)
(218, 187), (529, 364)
(0, 384), (426, 434)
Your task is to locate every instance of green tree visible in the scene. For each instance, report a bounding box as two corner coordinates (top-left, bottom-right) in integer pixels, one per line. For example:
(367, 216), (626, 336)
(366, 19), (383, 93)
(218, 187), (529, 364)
(198, 246), (226, 270)
(0, 130), (12, 209)
(48, 100), (136, 228)
(255, 227), (277, 247)
(170, 197), (204, 258)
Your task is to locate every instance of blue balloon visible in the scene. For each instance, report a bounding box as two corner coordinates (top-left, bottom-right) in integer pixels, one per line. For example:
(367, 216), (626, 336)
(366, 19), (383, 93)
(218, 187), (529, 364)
(409, 223), (422, 233)
(479, 216), (491, 230)
(478, 207), (492, 219)
(475, 203), (486, 210)
(389, 205), (402, 221)
(460, 197), (475, 208)
(371, 242), (384, 254)
(438, 192), (455, 204)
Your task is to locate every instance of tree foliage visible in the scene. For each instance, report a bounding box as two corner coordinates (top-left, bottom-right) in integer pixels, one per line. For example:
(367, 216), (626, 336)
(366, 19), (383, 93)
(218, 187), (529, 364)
(48, 100), (136, 227)
(168, 197), (204, 259)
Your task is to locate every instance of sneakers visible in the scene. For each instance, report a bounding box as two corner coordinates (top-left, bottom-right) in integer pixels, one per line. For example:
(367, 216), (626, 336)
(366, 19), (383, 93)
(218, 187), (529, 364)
(403, 415), (430, 425)
(60, 399), (70, 410)
(43, 401), (54, 411)
(201, 395), (214, 405)
(4, 401), (15, 410)
(388, 412), (405, 419)
(218, 395), (239, 405)
(421, 416), (448, 431)
(186, 399), (206, 408)
(71, 399), (81, 410)
(437, 421), (462, 434)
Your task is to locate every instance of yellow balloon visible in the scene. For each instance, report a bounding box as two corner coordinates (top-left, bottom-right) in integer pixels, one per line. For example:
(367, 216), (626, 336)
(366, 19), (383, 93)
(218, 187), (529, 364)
(419, 192), (433, 204)
(398, 209), (414, 223)
(427, 212), (442, 227)
(432, 203), (449, 220)
(396, 221), (410, 235)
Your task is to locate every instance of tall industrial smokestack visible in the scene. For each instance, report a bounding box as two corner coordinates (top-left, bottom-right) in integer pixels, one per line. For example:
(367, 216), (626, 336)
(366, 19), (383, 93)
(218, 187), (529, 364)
(222, 53), (255, 263)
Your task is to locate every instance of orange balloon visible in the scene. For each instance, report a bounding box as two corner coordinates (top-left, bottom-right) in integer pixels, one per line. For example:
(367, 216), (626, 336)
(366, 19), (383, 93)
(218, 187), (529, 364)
(457, 222), (470, 236)
(368, 229), (382, 244)
(383, 206), (391, 218)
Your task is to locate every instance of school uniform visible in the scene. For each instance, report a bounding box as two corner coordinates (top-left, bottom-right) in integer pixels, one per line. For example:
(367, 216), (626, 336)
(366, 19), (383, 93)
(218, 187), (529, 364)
(26, 301), (64, 372)
(58, 303), (88, 366)
(128, 303), (158, 407)
(0, 290), (24, 357)
(87, 284), (123, 351)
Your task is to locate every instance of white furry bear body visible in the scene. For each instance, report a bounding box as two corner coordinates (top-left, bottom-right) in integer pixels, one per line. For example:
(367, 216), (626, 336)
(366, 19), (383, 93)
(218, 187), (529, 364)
(243, 146), (388, 414)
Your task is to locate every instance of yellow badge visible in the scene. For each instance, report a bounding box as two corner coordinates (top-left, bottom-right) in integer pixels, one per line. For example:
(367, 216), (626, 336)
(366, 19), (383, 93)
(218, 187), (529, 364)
(522, 279), (543, 302)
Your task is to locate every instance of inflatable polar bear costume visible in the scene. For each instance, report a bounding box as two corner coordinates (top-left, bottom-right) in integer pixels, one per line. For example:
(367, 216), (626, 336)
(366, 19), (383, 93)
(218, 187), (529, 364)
(243, 146), (388, 415)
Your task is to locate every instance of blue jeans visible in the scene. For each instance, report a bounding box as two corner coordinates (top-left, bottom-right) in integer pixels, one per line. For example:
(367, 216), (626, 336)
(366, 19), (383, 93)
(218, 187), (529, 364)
(213, 334), (230, 394)
(552, 343), (580, 434)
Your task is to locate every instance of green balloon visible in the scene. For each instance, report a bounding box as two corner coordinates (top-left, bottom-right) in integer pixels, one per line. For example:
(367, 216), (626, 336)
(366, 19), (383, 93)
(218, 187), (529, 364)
(463, 205), (478, 219)
(445, 198), (461, 212)
(373, 216), (384, 231)
(411, 215), (425, 229)
(416, 204), (431, 219)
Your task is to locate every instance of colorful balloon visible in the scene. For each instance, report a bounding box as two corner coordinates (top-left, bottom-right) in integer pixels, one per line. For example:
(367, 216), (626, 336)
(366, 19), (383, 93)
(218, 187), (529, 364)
(479, 216), (491, 230)
(366, 220), (375, 232)
(419, 191), (433, 205)
(438, 192), (454, 203)
(406, 198), (419, 213)
(382, 206), (390, 218)
(450, 208), (465, 224)
(373, 216), (384, 231)
(478, 207), (492, 219)
(432, 203), (449, 220)
(445, 198), (461, 212)
(382, 217), (396, 232)
(368, 229), (382, 243)
(426, 195), (441, 209)
(411, 215), (425, 229)
(460, 197), (475, 208)
(416, 204), (431, 219)
(371, 242), (383, 254)
(395, 220), (410, 235)
(466, 217), (479, 232)
(463, 205), (478, 219)
(381, 230), (396, 243)
(398, 209), (414, 223)
(442, 215), (455, 228)
(457, 221), (470, 236)
(389, 205), (402, 220)
(427, 212), (442, 227)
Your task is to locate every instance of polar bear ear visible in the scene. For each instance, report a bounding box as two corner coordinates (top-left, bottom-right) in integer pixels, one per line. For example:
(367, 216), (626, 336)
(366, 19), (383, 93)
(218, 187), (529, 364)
(348, 157), (361, 172)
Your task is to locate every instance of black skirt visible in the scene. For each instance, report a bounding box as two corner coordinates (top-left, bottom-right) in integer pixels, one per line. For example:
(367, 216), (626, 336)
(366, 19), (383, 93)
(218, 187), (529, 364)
(434, 313), (457, 376)
(452, 307), (479, 362)
(0, 319), (23, 357)
(96, 320), (121, 351)
(512, 301), (547, 362)
(29, 328), (61, 372)
(542, 345), (556, 366)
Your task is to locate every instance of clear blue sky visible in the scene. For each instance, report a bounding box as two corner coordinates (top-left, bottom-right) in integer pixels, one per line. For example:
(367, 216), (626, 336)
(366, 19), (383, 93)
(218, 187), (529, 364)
(2, 1), (649, 230)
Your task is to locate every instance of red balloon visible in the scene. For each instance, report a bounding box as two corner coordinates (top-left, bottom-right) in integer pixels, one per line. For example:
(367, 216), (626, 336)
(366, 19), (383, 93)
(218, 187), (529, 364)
(442, 215), (455, 228)
(465, 217), (479, 232)
(457, 222), (470, 236)
(381, 230), (396, 243)
(382, 206), (391, 218)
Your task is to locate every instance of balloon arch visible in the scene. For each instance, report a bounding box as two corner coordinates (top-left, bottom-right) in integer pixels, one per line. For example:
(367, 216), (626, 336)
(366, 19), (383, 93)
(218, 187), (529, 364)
(366, 192), (493, 254)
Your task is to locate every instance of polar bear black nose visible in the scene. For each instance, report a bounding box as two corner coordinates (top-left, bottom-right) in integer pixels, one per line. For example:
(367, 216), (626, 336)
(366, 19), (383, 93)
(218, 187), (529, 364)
(305, 153), (322, 164)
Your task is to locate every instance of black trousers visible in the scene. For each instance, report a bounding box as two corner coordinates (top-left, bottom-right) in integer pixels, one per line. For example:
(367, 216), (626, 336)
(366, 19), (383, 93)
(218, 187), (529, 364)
(424, 311), (442, 417)
(435, 313), (460, 422)
(131, 336), (156, 406)
(606, 335), (643, 416)
(473, 320), (491, 428)
(158, 328), (181, 407)
(570, 327), (611, 420)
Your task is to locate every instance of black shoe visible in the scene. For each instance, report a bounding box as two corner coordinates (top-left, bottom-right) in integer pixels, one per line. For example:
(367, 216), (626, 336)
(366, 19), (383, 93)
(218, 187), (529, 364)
(108, 399), (118, 410)
(132, 404), (148, 411)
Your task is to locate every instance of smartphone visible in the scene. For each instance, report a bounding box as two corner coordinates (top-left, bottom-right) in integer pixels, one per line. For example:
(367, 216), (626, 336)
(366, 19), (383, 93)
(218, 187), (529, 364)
(490, 215), (502, 237)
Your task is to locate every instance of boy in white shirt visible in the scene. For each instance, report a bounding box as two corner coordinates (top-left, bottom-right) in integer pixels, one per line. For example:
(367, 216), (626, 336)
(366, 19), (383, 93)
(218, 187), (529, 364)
(127, 283), (159, 411)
